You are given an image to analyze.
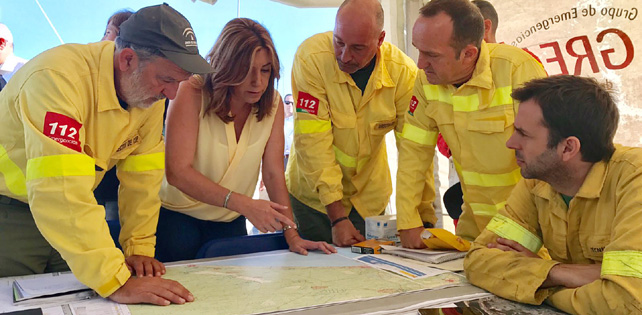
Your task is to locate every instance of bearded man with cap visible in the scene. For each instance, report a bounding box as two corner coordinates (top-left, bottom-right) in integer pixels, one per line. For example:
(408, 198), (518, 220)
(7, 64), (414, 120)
(0, 4), (212, 305)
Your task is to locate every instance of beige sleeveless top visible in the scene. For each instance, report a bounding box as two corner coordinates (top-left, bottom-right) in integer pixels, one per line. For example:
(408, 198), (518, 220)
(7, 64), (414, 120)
(160, 78), (278, 222)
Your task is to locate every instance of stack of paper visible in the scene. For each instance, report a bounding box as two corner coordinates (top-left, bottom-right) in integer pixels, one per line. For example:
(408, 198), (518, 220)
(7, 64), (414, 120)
(12, 273), (95, 306)
(379, 245), (467, 264)
(354, 254), (449, 279)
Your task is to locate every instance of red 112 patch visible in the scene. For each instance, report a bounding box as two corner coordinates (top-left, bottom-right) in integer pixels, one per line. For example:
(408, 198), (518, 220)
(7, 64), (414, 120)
(43, 112), (83, 152)
(408, 95), (419, 116)
(296, 92), (319, 116)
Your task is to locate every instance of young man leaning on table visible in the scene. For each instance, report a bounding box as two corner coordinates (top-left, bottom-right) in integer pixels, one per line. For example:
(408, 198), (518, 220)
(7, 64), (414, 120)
(464, 75), (641, 314)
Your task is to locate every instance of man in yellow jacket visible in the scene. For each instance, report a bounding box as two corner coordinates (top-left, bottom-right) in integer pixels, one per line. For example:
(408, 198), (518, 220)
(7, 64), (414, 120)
(286, 0), (420, 247)
(0, 4), (213, 305)
(396, 0), (547, 247)
(464, 75), (641, 314)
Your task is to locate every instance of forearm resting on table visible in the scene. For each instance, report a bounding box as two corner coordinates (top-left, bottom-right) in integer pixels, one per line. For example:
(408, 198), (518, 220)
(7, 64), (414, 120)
(541, 263), (601, 289)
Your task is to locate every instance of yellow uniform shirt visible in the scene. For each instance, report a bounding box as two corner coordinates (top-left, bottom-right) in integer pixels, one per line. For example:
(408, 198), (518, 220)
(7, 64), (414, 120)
(0, 41), (165, 297)
(160, 82), (277, 222)
(286, 31), (418, 218)
(396, 42), (547, 239)
(464, 145), (642, 314)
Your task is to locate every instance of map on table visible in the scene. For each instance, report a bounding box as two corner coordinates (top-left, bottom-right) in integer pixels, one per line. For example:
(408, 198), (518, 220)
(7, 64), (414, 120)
(128, 264), (465, 315)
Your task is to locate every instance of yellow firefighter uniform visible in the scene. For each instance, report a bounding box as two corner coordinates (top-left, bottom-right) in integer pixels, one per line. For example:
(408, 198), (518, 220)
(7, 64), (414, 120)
(286, 31), (419, 218)
(396, 42), (547, 240)
(464, 145), (642, 314)
(0, 41), (165, 297)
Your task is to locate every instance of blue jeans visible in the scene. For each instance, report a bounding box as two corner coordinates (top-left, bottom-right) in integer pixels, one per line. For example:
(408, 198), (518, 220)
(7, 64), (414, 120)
(155, 207), (247, 262)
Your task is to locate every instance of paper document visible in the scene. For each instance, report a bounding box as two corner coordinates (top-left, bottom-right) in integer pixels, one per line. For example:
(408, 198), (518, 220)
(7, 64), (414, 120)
(355, 254), (448, 279)
(13, 272), (94, 305)
(39, 299), (131, 315)
(380, 245), (467, 264)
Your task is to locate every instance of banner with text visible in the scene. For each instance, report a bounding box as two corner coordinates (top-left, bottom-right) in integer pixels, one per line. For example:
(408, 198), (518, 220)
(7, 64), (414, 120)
(494, 0), (640, 146)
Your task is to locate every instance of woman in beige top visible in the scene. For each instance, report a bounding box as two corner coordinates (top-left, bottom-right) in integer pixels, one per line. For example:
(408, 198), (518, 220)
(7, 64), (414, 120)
(156, 18), (335, 262)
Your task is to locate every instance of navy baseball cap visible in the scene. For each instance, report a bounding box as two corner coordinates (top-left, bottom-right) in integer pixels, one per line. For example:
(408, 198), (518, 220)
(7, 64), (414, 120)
(119, 3), (213, 74)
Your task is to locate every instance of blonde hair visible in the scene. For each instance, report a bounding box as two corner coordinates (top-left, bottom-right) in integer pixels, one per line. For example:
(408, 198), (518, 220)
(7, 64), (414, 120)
(203, 18), (280, 122)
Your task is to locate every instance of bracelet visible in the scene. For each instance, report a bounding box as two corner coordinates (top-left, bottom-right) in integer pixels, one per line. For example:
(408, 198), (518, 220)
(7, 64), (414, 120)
(223, 190), (233, 209)
(331, 216), (349, 227)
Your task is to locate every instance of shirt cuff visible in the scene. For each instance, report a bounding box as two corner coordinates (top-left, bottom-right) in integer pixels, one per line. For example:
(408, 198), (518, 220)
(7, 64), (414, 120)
(123, 242), (156, 258)
(95, 263), (131, 297)
(397, 209), (424, 230)
(319, 191), (344, 207)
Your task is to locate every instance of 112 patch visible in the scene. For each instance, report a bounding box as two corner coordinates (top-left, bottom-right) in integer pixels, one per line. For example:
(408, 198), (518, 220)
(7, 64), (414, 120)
(296, 92), (319, 116)
(408, 96), (419, 116)
(43, 112), (82, 152)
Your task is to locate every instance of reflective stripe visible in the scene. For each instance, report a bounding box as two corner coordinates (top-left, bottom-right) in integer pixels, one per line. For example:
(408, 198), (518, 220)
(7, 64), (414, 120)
(0, 144), (27, 196)
(453, 94), (478, 112)
(294, 120), (331, 134)
(119, 152), (165, 172)
(26, 154), (95, 181)
(602, 251), (642, 278)
(490, 86), (513, 108)
(400, 123), (438, 146)
(486, 213), (542, 253)
(454, 159), (521, 187)
(423, 84), (452, 104)
(333, 145), (368, 171)
(452, 86), (514, 112)
(469, 201), (506, 217)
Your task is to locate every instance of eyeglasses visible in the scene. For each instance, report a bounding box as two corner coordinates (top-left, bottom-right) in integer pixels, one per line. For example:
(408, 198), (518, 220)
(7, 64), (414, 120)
(284, 101), (294, 105)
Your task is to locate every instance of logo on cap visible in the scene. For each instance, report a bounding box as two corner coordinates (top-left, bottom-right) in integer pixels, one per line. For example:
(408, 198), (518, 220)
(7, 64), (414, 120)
(183, 28), (197, 47)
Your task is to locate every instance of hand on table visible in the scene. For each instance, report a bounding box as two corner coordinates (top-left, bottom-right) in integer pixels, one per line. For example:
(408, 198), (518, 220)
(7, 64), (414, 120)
(286, 233), (336, 255)
(109, 276), (194, 306)
(331, 220), (365, 247)
(399, 226), (427, 249)
(125, 255), (165, 277)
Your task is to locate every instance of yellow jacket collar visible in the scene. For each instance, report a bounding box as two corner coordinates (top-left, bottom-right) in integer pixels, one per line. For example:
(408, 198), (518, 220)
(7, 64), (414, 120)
(97, 41), (125, 113)
(463, 41), (493, 90)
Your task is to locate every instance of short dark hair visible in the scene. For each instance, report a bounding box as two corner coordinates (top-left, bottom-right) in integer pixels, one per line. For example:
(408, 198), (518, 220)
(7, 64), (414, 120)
(108, 10), (134, 30)
(419, 0), (484, 55)
(285, 94), (292, 99)
(472, 0), (498, 34)
(512, 75), (619, 163)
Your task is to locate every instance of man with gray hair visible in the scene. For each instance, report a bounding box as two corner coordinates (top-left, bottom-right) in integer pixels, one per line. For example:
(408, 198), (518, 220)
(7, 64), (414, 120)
(0, 4), (212, 305)
(0, 23), (27, 90)
(287, 0), (422, 246)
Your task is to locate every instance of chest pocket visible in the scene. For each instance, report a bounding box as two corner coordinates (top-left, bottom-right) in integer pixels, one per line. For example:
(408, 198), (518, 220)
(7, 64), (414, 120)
(331, 111), (356, 129)
(111, 132), (142, 160)
(580, 234), (610, 262)
(466, 106), (513, 134)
